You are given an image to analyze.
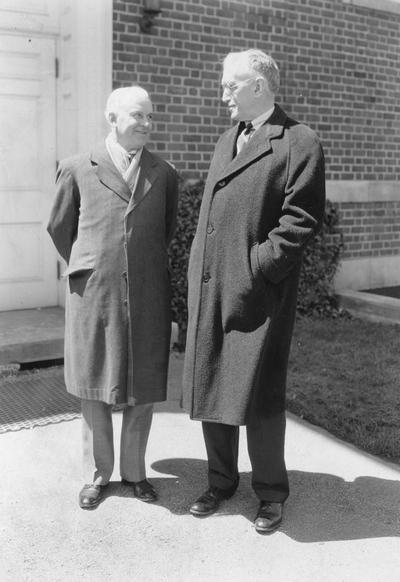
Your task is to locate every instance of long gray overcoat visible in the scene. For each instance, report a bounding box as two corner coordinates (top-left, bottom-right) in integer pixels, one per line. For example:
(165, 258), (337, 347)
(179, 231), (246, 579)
(47, 143), (178, 405)
(182, 105), (326, 425)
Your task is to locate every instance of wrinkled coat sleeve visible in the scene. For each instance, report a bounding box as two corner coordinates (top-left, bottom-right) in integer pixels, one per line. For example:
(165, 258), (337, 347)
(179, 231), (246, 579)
(47, 163), (80, 263)
(256, 129), (326, 284)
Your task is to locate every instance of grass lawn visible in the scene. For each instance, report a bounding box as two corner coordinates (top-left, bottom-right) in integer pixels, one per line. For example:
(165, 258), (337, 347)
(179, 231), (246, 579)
(288, 316), (400, 465)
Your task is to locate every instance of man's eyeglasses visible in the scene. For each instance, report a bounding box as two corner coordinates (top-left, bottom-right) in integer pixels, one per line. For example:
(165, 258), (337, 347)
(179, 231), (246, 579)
(221, 78), (255, 95)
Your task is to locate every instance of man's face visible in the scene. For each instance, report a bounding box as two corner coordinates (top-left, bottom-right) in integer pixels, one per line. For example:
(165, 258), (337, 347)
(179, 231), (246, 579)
(221, 59), (257, 122)
(111, 93), (153, 151)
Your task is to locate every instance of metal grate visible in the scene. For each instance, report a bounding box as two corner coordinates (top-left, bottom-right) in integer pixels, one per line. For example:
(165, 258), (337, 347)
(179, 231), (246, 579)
(0, 367), (80, 433)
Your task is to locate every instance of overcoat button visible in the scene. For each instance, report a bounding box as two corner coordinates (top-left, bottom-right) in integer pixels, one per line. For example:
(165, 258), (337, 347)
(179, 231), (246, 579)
(218, 180), (226, 188)
(124, 299), (128, 305)
(122, 271), (127, 278)
(207, 224), (214, 234)
(203, 274), (210, 283)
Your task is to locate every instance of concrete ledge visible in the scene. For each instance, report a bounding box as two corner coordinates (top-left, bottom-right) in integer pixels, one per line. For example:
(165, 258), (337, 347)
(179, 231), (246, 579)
(326, 180), (399, 204)
(334, 255), (400, 291)
(0, 307), (65, 366)
(343, 0), (400, 16)
(337, 289), (400, 325)
(0, 339), (64, 366)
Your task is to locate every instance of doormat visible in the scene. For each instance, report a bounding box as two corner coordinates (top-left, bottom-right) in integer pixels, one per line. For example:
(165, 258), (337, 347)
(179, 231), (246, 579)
(0, 367), (81, 433)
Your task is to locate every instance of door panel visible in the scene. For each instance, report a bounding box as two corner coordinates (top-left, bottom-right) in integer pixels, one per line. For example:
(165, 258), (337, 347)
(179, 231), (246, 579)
(0, 34), (58, 310)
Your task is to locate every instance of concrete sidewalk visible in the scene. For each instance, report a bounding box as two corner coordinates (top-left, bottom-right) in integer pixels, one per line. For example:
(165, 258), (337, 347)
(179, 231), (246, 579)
(0, 308), (400, 581)
(1, 358), (400, 582)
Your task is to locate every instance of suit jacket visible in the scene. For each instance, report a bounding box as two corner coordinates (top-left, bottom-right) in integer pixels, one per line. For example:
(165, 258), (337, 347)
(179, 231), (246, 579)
(47, 143), (179, 405)
(182, 105), (326, 424)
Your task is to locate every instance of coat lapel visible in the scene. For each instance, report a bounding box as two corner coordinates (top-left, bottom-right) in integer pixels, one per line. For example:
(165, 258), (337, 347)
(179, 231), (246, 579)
(91, 142), (132, 203)
(214, 105), (288, 187)
(125, 148), (160, 215)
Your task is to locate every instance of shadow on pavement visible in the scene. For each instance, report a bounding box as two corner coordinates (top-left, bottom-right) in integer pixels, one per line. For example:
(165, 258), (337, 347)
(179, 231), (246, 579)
(140, 458), (400, 542)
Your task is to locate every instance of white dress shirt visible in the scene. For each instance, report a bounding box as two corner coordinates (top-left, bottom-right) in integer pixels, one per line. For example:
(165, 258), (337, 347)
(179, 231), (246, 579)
(236, 105), (275, 154)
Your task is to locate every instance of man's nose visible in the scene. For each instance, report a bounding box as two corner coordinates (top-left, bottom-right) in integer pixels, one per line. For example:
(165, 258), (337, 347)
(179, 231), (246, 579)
(221, 89), (230, 103)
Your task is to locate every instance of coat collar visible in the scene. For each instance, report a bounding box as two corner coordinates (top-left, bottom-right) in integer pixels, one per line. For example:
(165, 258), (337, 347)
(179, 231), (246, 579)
(91, 142), (131, 203)
(213, 104), (288, 185)
(127, 147), (160, 214)
(90, 143), (160, 212)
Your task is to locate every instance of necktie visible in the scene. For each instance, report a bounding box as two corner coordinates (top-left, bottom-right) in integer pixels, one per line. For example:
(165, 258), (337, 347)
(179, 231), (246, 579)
(124, 151), (140, 194)
(127, 151), (137, 166)
(236, 122), (255, 155)
(244, 122), (254, 135)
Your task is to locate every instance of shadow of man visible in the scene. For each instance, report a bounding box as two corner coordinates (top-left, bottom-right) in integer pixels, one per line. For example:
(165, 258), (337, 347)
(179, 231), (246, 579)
(147, 459), (400, 541)
(282, 470), (400, 542)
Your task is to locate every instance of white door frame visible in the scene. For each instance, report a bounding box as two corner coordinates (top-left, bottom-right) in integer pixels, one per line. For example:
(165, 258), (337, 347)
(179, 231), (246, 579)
(57, 0), (113, 158)
(0, 0), (112, 310)
(56, 0), (113, 306)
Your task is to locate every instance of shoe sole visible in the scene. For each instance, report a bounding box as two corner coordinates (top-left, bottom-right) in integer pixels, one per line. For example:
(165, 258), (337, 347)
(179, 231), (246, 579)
(189, 506), (219, 517)
(254, 520), (282, 534)
(135, 495), (158, 503)
(79, 498), (102, 510)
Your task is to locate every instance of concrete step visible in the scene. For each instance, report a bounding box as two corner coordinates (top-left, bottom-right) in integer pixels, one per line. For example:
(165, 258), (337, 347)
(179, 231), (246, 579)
(0, 307), (65, 366)
(337, 289), (400, 325)
(0, 306), (179, 367)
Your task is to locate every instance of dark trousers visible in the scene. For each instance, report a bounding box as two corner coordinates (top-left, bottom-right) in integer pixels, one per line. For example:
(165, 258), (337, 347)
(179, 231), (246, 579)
(202, 411), (289, 503)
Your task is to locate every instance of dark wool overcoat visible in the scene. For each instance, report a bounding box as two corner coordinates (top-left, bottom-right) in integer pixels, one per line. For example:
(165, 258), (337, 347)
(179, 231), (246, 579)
(182, 105), (326, 425)
(47, 143), (178, 405)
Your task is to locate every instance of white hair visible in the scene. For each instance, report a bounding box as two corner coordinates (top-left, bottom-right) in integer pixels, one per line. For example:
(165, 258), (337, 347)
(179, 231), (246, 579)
(105, 86), (151, 118)
(224, 49), (280, 95)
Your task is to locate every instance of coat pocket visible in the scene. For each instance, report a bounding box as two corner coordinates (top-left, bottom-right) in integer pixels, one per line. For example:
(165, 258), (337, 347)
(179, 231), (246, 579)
(64, 257), (96, 296)
(250, 243), (267, 289)
(222, 245), (274, 333)
(63, 257), (96, 278)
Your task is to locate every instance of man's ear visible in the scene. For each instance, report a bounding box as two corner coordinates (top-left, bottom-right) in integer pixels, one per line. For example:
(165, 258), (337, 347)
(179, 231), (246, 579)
(254, 77), (264, 96)
(108, 112), (117, 125)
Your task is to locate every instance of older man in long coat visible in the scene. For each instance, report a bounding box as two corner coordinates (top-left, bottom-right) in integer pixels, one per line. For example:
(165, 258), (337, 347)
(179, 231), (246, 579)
(48, 86), (178, 508)
(183, 50), (325, 533)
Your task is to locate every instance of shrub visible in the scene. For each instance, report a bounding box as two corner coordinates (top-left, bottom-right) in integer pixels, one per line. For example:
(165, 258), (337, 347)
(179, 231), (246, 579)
(169, 178), (343, 349)
(169, 177), (204, 349)
(297, 199), (344, 317)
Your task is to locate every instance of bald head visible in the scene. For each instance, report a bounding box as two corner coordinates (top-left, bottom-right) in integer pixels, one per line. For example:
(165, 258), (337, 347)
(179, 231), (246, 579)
(105, 86), (153, 152)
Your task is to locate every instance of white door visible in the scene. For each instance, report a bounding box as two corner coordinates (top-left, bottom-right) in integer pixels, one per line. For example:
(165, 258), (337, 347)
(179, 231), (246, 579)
(0, 33), (58, 310)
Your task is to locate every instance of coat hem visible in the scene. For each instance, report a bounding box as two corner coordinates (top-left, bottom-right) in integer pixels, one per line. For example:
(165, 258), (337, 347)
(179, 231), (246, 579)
(66, 385), (167, 406)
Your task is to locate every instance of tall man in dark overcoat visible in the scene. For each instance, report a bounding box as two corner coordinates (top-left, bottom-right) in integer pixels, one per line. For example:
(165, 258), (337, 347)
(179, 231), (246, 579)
(48, 86), (178, 508)
(183, 49), (326, 533)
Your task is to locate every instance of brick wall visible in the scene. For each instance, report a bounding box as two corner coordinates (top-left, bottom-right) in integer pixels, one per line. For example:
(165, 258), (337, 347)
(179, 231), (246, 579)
(338, 201), (400, 259)
(113, 0), (400, 181)
(113, 0), (400, 264)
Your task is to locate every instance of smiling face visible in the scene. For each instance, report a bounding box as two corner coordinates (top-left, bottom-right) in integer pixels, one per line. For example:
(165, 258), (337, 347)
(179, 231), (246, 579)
(107, 88), (153, 151)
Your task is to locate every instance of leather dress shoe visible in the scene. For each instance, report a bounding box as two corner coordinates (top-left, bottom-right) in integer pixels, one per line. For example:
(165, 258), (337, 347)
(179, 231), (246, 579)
(121, 478), (158, 502)
(79, 483), (107, 509)
(254, 501), (283, 533)
(190, 486), (232, 517)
